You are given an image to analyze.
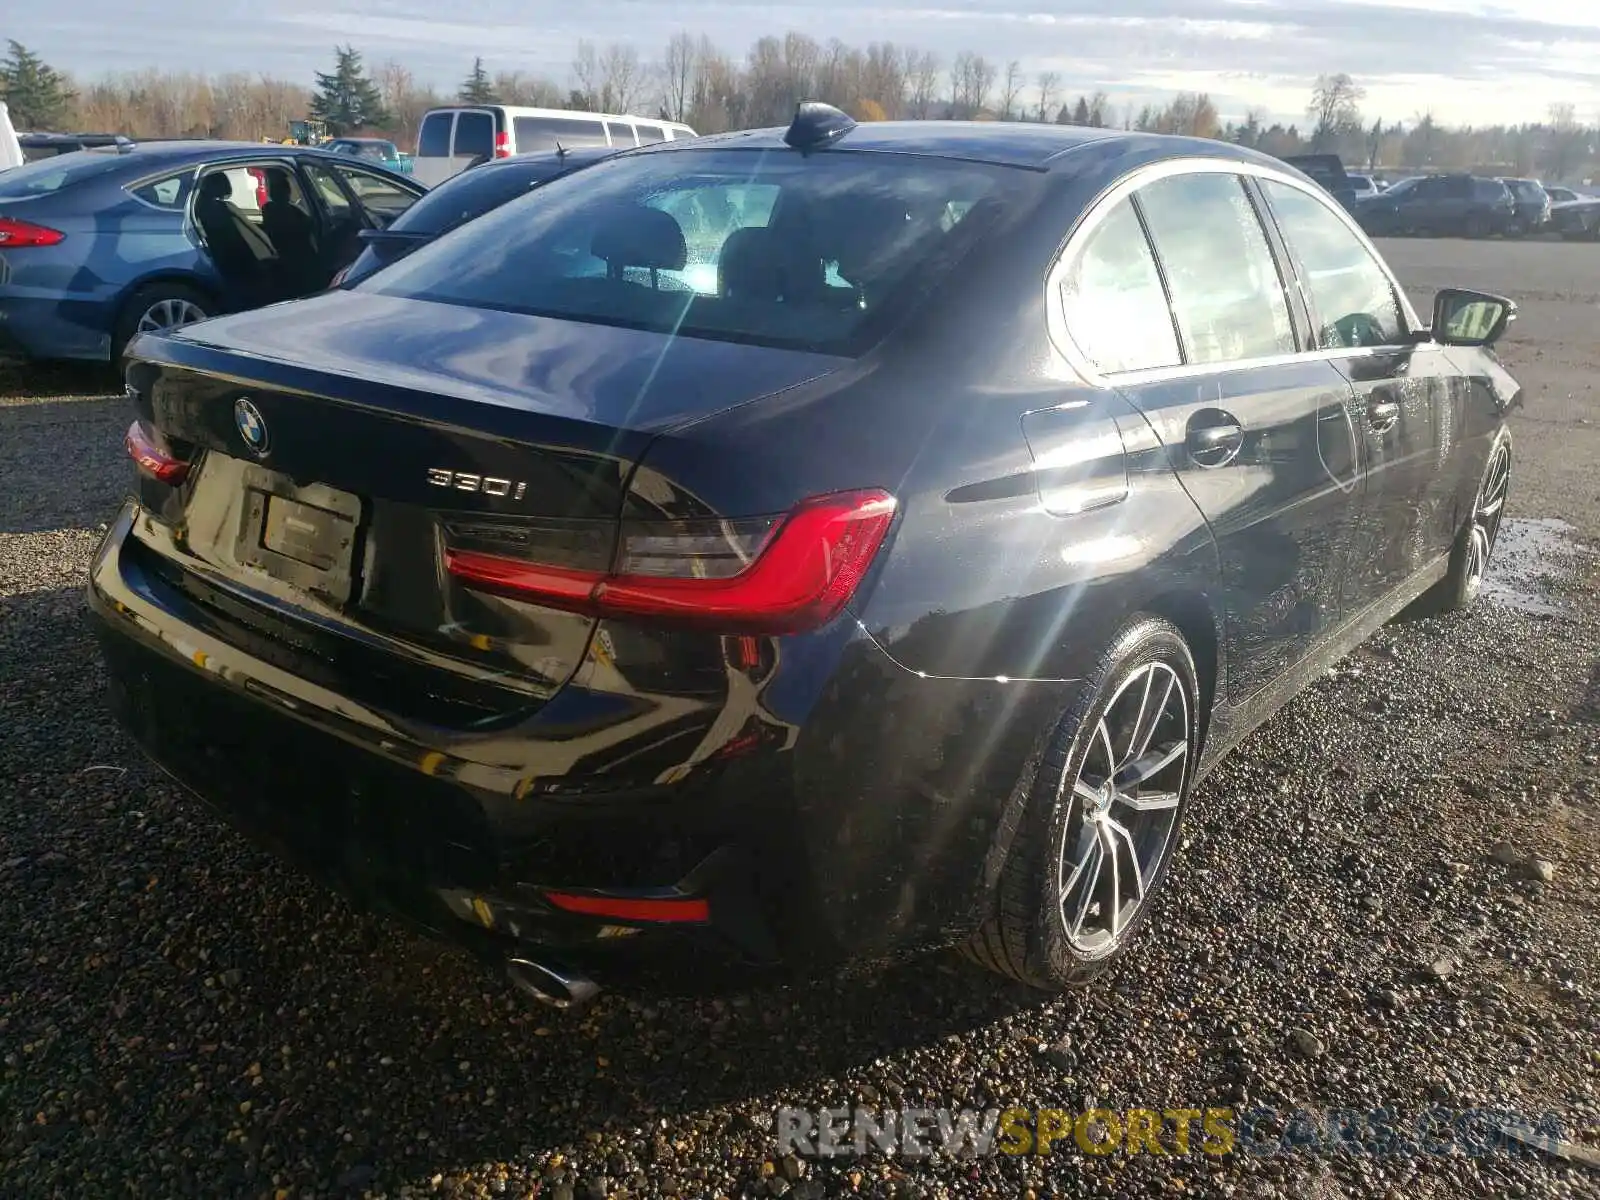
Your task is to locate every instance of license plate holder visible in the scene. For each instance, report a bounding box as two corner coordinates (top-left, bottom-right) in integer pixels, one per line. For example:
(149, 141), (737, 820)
(239, 477), (362, 607)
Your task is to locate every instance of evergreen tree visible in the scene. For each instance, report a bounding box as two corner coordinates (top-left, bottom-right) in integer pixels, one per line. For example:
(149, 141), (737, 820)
(0, 41), (75, 131)
(459, 57), (495, 104)
(1071, 96), (1090, 126)
(308, 45), (389, 135)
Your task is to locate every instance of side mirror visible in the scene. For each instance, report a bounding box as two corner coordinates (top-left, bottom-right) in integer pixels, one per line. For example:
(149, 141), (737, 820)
(1432, 288), (1516, 348)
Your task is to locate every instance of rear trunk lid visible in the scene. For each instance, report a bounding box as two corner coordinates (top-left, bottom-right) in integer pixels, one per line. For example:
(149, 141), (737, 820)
(126, 291), (848, 725)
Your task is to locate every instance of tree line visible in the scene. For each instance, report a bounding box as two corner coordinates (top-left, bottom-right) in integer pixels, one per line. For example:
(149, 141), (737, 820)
(3, 37), (1596, 182)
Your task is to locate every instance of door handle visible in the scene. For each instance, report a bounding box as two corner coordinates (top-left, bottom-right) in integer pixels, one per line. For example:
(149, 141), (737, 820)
(1368, 399), (1400, 433)
(1186, 419), (1243, 468)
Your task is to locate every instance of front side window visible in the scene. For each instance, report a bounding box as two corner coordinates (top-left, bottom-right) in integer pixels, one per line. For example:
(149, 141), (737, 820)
(1056, 197), (1180, 374)
(1135, 172), (1296, 365)
(363, 149), (1005, 355)
(335, 166), (417, 220)
(1261, 179), (1403, 350)
(303, 162), (353, 218)
(418, 113), (452, 157)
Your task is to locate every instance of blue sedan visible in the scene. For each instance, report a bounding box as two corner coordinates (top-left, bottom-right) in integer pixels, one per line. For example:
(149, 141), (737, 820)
(0, 141), (424, 363)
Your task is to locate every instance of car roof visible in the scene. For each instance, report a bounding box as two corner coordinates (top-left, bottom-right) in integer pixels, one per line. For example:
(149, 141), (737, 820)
(52, 140), (417, 176)
(635, 120), (1285, 172)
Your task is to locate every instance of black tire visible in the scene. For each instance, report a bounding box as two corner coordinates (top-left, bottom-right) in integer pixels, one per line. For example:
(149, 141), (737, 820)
(1409, 430), (1512, 617)
(112, 281), (213, 366)
(963, 615), (1200, 990)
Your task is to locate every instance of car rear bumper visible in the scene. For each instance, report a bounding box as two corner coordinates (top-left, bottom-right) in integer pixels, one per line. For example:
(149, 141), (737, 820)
(0, 293), (114, 361)
(89, 502), (1071, 988)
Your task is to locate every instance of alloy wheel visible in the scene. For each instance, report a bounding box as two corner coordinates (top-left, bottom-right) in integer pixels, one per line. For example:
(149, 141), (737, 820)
(1466, 442), (1511, 590)
(135, 297), (208, 335)
(1057, 661), (1189, 956)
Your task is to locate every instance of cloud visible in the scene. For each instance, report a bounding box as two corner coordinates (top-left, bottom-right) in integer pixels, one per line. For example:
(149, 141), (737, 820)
(10, 0), (1600, 125)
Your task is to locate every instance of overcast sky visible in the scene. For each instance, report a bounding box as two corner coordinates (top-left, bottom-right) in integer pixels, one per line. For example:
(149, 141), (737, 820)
(12, 0), (1600, 126)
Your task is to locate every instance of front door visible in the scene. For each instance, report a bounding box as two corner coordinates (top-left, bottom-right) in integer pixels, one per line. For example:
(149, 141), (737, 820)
(1255, 177), (1447, 609)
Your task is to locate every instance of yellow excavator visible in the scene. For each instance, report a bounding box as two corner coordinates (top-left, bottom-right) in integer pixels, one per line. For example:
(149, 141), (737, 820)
(275, 119), (328, 146)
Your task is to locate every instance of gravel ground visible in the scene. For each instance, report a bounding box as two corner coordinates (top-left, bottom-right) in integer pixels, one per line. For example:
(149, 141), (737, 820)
(2, 239), (1598, 1199)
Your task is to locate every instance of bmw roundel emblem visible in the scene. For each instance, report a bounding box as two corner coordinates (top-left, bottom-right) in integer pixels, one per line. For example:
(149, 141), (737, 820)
(234, 397), (269, 457)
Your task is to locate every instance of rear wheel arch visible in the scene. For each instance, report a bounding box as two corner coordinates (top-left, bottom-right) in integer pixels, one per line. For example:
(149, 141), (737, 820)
(112, 274), (219, 364)
(1140, 588), (1221, 754)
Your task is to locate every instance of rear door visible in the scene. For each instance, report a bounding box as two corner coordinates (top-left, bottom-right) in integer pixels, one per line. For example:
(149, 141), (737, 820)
(1256, 176), (1452, 607)
(1067, 168), (1364, 704)
(450, 109), (497, 173)
(413, 111), (455, 187)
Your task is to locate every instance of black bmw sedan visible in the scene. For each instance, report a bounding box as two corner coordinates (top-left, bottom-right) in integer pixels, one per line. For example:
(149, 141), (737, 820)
(91, 104), (1521, 1006)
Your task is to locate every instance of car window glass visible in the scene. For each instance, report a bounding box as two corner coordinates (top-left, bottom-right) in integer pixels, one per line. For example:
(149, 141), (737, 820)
(1261, 179), (1403, 349)
(303, 162), (353, 218)
(605, 121), (635, 147)
(335, 166), (417, 220)
(129, 172), (192, 210)
(1057, 197), (1180, 374)
(454, 112), (494, 158)
(363, 149), (1004, 356)
(418, 113), (452, 157)
(634, 123), (666, 145)
(1135, 173), (1296, 365)
(513, 116), (611, 152)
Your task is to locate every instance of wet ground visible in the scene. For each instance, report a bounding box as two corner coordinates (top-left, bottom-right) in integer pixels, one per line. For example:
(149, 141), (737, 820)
(1, 238), (1597, 1199)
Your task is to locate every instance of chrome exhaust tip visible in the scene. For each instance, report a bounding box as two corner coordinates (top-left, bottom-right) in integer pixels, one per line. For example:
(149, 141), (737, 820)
(506, 956), (601, 1010)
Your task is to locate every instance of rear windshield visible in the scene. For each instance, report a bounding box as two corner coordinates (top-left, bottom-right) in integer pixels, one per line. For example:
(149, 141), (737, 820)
(387, 159), (573, 236)
(0, 150), (127, 198)
(361, 149), (1008, 355)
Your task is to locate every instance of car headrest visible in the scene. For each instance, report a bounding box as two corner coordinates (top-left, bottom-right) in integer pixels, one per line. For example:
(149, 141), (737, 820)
(821, 193), (917, 285)
(590, 204), (687, 272)
(719, 226), (826, 303)
(198, 173), (236, 202)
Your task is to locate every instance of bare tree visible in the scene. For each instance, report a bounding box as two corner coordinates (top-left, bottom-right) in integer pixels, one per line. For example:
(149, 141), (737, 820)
(1545, 101), (1586, 181)
(1034, 71), (1059, 123)
(571, 39), (600, 109)
(662, 31), (698, 122)
(905, 49), (940, 119)
(998, 59), (1023, 120)
(1308, 72), (1363, 152)
(599, 42), (642, 112)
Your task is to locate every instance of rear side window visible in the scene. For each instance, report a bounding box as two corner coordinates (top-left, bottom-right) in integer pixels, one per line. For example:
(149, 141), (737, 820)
(605, 121), (635, 147)
(1135, 173), (1296, 365)
(1056, 198), (1180, 374)
(635, 123), (666, 145)
(454, 112), (494, 159)
(418, 113), (452, 157)
(1260, 179), (1403, 349)
(129, 171), (192, 210)
(514, 116), (610, 152)
(362, 149), (1004, 356)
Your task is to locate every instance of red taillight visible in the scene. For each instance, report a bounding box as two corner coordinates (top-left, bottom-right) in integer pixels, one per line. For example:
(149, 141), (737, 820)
(542, 891), (710, 923)
(0, 216), (65, 248)
(493, 130), (511, 159)
(247, 167), (268, 209)
(444, 489), (896, 635)
(125, 419), (189, 485)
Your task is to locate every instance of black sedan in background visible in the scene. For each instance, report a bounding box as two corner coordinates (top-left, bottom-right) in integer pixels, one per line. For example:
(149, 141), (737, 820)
(1356, 173), (1516, 237)
(91, 106), (1520, 1006)
(335, 146), (617, 286)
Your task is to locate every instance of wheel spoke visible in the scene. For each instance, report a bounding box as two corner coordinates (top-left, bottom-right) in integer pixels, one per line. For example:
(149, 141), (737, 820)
(1072, 778), (1101, 804)
(1107, 817), (1145, 901)
(1117, 789), (1180, 812)
(1058, 835), (1098, 906)
(1123, 668), (1155, 760)
(1069, 841), (1104, 937)
(1107, 830), (1122, 938)
(1112, 740), (1186, 790)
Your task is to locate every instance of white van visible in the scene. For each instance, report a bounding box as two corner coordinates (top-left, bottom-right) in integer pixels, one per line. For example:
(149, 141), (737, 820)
(412, 106), (696, 187)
